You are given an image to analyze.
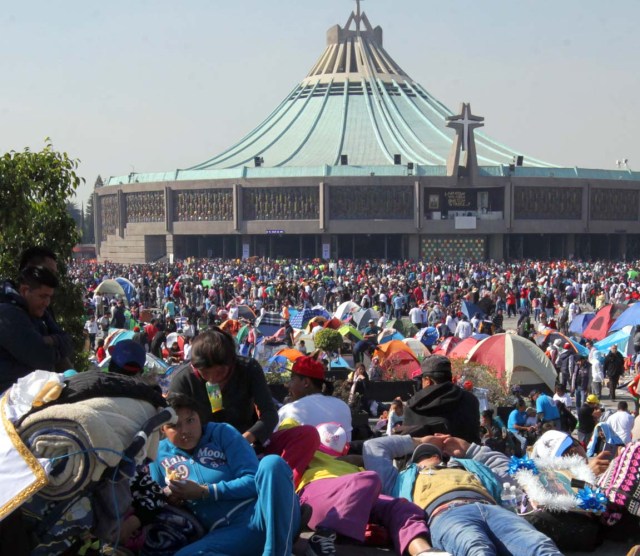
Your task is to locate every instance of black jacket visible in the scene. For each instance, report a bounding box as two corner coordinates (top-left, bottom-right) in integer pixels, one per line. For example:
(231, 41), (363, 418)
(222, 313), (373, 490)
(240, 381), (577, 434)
(0, 281), (73, 393)
(402, 381), (481, 443)
(168, 356), (277, 446)
(604, 351), (625, 379)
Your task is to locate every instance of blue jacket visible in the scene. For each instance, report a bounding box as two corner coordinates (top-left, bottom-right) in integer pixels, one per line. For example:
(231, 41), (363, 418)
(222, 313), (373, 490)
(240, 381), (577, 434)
(150, 422), (259, 530)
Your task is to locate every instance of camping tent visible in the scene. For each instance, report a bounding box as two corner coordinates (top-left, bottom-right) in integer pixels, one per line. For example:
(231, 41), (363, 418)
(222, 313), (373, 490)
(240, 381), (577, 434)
(568, 313), (595, 336)
(610, 302), (640, 333)
(466, 333), (557, 392)
(255, 312), (285, 337)
(432, 336), (461, 356)
(289, 308), (315, 329)
(334, 301), (360, 321)
(460, 300), (486, 320)
(377, 328), (404, 344)
(449, 337), (480, 360)
(401, 338), (429, 360)
(379, 350), (421, 380)
(352, 308), (380, 330)
(114, 277), (137, 303)
(583, 304), (628, 341)
(593, 325), (633, 356)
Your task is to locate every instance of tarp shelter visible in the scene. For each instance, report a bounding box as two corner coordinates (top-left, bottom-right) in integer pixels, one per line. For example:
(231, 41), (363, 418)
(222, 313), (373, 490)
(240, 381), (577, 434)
(449, 337), (480, 360)
(255, 312), (285, 337)
(334, 301), (360, 321)
(466, 333), (557, 393)
(568, 313), (595, 335)
(432, 336), (461, 357)
(583, 304), (628, 341)
(594, 325), (633, 357)
(461, 300), (486, 320)
(115, 277), (137, 303)
(610, 302), (640, 333)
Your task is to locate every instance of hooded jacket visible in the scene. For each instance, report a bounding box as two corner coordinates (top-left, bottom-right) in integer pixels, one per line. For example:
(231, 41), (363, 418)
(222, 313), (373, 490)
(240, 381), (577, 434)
(150, 421), (259, 530)
(402, 381), (481, 443)
(0, 280), (71, 392)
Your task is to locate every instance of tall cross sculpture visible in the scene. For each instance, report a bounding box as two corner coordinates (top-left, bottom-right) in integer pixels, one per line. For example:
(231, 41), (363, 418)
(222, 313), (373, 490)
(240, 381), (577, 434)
(446, 103), (484, 152)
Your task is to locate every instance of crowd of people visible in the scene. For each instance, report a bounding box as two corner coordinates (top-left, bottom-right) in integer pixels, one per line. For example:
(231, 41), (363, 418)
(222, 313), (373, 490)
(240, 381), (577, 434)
(5, 254), (640, 554)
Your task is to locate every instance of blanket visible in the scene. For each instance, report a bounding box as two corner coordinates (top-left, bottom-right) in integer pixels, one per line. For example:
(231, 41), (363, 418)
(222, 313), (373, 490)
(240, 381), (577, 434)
(18, 397), (159, 500)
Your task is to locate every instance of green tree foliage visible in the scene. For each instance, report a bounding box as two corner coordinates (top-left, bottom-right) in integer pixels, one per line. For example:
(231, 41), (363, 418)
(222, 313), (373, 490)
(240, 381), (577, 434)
(83, 188), (96, 244)
(0, 142), (88, 370)
(314, 328), (344, 354)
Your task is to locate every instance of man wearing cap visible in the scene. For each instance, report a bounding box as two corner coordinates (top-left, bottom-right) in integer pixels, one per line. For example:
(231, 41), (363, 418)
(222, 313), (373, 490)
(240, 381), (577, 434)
(363, 434), (562, 556)
(577, 394), (603, 444)
(402, 355), (480, 444)
(362, 318), (380, 344)
(529, 389), (561, 431)
(107, 339), (147, 375)
(277, 356), (353, 440)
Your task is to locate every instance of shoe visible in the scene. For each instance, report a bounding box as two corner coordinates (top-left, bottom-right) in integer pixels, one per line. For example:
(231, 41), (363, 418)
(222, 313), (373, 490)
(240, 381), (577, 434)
(305, 528), (337, 556)
(295, 503), (313, 543)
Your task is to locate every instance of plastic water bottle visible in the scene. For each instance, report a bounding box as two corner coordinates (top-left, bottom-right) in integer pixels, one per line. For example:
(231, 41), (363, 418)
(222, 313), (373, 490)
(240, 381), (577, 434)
(501, 482), (517, 512)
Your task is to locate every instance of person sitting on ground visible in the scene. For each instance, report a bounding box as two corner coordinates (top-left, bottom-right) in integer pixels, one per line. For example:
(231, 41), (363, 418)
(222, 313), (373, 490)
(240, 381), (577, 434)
(367, 356), (384, 381)
(402, 355), (480, 443)
(277, 355), (353, 440)
(386, 398), (404, 436)
(508, 397), (537, 452)
(169, 327), (277, 447)
(362, 433), (563, 556)
(149, 393), (300, 556)
(529, 389), (561, 431)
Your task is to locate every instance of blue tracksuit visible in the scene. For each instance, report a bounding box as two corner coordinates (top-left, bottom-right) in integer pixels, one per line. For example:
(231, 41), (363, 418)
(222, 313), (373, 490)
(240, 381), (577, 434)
(150, 422), (300, 556)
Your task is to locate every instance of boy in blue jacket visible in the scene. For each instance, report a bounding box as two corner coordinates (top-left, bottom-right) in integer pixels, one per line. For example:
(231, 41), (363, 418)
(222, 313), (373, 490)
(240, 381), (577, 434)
(150, 393), (300, 556)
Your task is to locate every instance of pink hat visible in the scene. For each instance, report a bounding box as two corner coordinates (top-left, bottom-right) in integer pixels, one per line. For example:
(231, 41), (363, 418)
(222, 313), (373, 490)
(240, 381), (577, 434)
(316, 422), (349, 457)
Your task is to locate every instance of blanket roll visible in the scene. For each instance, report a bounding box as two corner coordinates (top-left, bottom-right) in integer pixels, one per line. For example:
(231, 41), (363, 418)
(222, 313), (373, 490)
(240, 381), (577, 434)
(19, 397), (159, 500)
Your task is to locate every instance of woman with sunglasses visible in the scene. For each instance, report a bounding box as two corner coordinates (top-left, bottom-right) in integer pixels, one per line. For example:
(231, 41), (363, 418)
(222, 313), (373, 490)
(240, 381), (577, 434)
(168, 327), (278, 447)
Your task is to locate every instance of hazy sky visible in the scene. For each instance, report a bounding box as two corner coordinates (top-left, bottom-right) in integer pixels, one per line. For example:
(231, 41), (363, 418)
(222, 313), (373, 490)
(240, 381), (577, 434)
(2, 0), (639, 205)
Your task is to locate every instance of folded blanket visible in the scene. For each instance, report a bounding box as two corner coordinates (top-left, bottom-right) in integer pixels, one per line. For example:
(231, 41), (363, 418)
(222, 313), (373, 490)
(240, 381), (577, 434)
(19, 397), (158, 500)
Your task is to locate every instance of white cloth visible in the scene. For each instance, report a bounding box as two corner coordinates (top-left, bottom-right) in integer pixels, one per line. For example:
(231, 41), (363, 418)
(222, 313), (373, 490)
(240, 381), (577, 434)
(408, 307), (423, 326)
(606, 411), (635, 444)
(553, 392), (574, 409)
(277, 393), (353, 441)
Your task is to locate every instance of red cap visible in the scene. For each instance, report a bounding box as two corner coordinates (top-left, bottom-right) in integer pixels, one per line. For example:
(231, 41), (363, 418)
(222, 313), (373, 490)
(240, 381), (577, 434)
(563, 342), (571, 349)
(292, 356), (325, 380)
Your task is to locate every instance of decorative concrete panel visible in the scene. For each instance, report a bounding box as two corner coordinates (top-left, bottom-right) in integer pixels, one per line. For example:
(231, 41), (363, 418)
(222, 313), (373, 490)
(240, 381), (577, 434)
(174, 189), (233, 221)
(329, 185), (413, 220)
(100, 195), (118, 241)
(514, 187), (582, 220)
(125, 191), (165, 223)
(591, 188), (639, 221)
(243, 187), (319, 220)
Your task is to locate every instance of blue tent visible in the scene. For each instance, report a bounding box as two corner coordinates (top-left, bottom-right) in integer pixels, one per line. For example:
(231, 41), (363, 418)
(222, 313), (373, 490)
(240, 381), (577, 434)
(594, 325), (633, 356)
(416, 326), (439, 347)
(569, 313), (595, 335)
(289, 308), (314, 329)
(461, 300), (485, 320)
(115, 276), (137, 303)
(610, 302), (640, 332)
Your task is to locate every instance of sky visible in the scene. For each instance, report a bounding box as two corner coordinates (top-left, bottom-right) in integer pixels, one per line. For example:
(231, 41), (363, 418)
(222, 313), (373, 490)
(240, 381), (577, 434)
(2, 0), (639, 206)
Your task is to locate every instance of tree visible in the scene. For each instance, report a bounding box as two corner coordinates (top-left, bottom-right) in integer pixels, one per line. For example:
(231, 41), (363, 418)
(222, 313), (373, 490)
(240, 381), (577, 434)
(0, 142), (88, 370)
(83, 190), (96, 243)
(314, 328), (344, 366)
(66, 201), (83, 229)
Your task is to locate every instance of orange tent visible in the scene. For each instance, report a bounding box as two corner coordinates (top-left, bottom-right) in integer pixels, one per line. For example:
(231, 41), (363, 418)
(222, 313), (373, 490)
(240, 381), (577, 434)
(374, 340), (418, 361)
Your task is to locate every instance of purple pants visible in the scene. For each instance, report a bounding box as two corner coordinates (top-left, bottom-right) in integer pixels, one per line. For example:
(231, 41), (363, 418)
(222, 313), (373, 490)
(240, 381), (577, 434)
(299, 471), (428, 554)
